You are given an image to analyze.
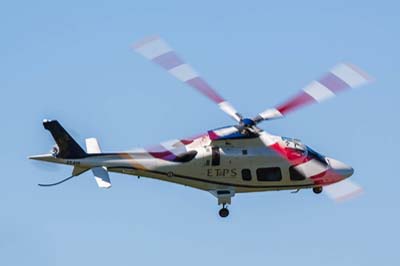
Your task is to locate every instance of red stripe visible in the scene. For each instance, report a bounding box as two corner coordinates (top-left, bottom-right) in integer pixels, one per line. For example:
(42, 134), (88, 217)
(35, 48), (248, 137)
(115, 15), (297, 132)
(208, 130), (220, 141)
(149, 151), (177, 161)
(312, 169), (344, 185)
(181, 139), (194, 145)
(277, 92), (315, 115)
(309, 171), (328, 180)
(147, 145), (177, 161)
(186, 77), (224, 104)
(268, 142), (308, 165)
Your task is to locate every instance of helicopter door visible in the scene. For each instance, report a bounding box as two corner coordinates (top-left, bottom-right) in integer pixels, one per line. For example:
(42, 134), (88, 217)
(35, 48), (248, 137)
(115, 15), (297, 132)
(211, 147), (221, 166)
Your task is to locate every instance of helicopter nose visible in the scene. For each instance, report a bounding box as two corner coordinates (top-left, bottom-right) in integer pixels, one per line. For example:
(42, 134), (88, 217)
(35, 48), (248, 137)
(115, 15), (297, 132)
(327, 158), (354, 178)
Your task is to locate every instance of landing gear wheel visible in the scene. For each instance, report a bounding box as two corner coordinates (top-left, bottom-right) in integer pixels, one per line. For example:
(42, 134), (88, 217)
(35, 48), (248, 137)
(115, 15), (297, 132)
(219, 207), (229, 218)
(313, 186), (323, 194)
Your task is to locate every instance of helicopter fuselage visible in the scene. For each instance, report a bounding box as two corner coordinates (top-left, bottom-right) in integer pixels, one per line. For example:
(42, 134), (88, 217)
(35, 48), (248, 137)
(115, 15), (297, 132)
(32, 130), (353, 194)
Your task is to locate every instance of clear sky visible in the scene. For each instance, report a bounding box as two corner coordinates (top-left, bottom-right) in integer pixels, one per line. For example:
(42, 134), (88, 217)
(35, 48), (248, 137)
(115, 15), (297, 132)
(1, 0), (399, 265)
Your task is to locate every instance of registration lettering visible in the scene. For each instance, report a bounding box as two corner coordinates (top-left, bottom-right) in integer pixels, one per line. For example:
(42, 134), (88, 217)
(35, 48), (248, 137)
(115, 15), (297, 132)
(207, 168), (237, 177)
(66, 160), (80, 166)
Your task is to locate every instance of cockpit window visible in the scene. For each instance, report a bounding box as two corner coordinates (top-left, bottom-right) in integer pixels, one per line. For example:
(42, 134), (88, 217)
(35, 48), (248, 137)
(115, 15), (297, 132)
(282, 137), (307, 155)
(307, 146), (328, 166)
(282, 137), (327, 166)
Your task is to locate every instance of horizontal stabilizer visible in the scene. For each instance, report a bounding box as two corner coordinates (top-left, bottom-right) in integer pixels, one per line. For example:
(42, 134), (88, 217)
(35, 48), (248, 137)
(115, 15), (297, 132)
(92, 166), (111, 189)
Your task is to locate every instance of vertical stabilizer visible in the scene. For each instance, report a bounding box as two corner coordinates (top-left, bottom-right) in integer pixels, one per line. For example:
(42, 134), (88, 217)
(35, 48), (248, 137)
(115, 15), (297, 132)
(43, 120), (87, 159)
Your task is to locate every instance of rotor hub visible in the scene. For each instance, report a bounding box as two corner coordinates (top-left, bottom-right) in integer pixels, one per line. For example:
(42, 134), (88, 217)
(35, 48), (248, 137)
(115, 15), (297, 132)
(241, 118), (256, 127)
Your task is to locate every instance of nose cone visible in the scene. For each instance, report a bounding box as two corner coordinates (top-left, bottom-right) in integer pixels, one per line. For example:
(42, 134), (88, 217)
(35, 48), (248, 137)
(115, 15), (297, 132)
(327, 158), (354, 178)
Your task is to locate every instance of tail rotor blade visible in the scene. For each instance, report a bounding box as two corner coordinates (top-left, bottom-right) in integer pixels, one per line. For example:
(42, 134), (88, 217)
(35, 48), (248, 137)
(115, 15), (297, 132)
(324, 179), (363, 202)
(133, 36), (242, 122)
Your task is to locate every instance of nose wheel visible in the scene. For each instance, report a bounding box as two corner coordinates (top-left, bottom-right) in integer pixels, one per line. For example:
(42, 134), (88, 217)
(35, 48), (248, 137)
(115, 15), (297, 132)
(219, 205), (229, 218)
(313, 186), (323, 194)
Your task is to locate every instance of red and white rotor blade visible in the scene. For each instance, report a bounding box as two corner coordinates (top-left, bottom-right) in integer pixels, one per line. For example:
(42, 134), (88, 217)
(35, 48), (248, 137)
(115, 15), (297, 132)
(133, 36), (242, 122)
(255, 63), (372, 121)
(324, 179), (363, 202)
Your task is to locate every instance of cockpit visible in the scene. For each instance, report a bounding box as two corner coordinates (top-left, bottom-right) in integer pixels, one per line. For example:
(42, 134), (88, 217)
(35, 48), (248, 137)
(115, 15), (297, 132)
(281, 137), (306, 153)
(281, 137), (328, 166)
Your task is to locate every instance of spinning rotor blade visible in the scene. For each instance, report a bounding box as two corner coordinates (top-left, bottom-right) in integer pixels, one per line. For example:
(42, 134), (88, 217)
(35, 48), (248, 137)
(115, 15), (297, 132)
(324, 179), (363, 202)
(254, 63), (372, 122)
(133, 36), (242, 122)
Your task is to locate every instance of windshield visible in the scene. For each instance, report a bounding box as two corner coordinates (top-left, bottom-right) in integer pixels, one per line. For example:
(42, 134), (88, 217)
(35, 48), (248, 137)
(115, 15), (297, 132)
(307, 146), (328, 166)
(281, 137), (307, 152)
(281, 137), (327, 165)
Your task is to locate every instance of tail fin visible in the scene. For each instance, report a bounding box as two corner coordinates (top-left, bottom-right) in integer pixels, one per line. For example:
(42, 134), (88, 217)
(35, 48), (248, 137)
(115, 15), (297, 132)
(43, 120), (87, 159)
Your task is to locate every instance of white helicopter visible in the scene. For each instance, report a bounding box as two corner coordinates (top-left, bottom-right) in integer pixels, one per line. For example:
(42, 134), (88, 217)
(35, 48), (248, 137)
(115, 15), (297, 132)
(30, 36), (372, 217)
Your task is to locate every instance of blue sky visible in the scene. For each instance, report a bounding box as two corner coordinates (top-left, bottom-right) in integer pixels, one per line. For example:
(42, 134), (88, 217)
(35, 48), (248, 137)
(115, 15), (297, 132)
(1, 0), (399, 265)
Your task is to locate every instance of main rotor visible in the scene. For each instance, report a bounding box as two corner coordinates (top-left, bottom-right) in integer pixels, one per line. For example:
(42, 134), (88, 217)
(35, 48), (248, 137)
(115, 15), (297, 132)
(134, 36), (370, 139)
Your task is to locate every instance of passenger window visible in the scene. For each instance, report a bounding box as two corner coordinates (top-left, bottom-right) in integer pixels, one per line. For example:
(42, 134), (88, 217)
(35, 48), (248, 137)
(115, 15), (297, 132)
(289, 166), (305, 181)
(211, 147), (220, 166)
(256, 167), (282, 181)
(242, 169), (252, 181)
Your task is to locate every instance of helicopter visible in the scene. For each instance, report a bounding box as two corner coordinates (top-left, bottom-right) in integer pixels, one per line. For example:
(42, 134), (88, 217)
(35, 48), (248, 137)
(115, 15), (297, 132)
(30, 36), (372, 217)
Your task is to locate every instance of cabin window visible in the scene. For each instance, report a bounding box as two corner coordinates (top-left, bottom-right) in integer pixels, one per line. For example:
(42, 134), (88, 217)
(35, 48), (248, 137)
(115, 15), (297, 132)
(242, 169), (252, 181)
(289, 166), (306, 181)
(242, 149), (248, 155)
(211, 147), (220, 166)
(256, 167), (282, 181)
